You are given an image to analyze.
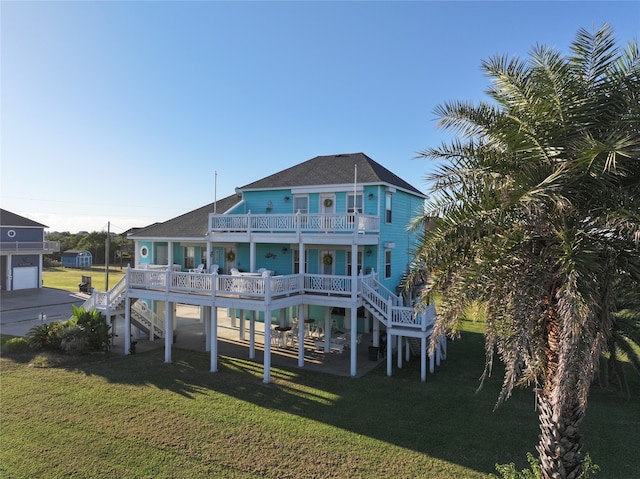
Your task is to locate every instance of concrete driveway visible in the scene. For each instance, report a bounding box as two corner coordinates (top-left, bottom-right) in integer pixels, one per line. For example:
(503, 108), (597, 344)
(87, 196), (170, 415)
(0, 288), (87, 337)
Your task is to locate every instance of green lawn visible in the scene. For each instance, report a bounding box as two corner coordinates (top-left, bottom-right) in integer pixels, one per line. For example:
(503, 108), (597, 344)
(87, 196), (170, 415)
(1, 320), (638, 478)
(43, 265), (126, 292)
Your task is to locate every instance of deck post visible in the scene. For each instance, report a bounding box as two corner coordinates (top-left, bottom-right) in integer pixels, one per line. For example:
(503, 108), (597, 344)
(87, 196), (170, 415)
(210, 306), (218, 372)
(372, 313), (380, 347)
(263, 276), (272, 384)
(387, 334), (393, 377)
(249, 310), (256, 359)
(124, 295), (131, 355)
(297, 304), (305, 368)
(350, 306), (357, 376)
(249, 242), (256, 272)
(430, 348), (435, 373)
(397, 334), (403, 369)
(350, 241), (359, 376)
(204, 306), (211, 352)
(421, 335), (427, 382)
(164, 300), (172, 363)
(323, 307), (331, 353)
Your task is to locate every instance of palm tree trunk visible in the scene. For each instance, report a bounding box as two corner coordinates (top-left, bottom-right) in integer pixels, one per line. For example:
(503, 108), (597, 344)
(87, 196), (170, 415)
(536, 391), (584, 479)
(536, 302), (584, 479)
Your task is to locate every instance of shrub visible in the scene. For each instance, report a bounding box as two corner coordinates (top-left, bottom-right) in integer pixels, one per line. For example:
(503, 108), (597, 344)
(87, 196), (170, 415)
(2, 337), (31, 354)
(71, 305), (112, 352)
(25, 322), (65, 351)
(60, 326), (91, 355)
(490, 453), (599, 479)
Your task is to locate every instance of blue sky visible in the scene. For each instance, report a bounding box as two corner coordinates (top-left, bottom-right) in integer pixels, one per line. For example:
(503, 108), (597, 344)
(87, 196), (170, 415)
(2, 1), (638, 233)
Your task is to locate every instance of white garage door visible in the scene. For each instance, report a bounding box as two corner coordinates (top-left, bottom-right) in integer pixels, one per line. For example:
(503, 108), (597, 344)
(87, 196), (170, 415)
(13, 266), (38, 290)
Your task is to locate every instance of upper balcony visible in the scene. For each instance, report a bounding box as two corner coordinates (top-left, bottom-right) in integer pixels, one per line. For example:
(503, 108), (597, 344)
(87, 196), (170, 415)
(0, 241), (60, 254)
(208, 212), (379, 242)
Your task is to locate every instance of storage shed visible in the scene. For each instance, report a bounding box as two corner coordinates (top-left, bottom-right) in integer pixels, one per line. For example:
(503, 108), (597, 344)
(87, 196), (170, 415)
(61, 250), (92, 269)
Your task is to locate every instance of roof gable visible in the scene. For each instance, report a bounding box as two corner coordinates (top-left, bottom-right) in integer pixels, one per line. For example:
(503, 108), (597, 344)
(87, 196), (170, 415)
(129, 194), (240, 239)
(241, 153), (425, 197)
(0, 209), (47, 228)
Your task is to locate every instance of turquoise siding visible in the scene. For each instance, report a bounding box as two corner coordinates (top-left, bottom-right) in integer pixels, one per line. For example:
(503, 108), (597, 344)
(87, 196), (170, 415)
(139, 241), (153, 265)
(378, 190), (423, 292)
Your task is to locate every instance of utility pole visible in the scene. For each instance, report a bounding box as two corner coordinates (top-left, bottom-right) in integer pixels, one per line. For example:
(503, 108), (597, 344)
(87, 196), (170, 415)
(105, 221), (110, 290)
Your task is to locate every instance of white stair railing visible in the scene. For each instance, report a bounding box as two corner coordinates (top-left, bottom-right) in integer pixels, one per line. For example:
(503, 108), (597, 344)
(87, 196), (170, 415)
(78, 275), (128, 313)
(130, 301), (164, 339)
(360, 273), (431, 331)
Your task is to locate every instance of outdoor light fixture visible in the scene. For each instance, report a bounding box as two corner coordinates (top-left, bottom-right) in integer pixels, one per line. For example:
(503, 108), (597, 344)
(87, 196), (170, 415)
(366, 249), (372, 257)
(368, 193), (374, 200)
(284, 196), (290, 201)
(281, 247), (288, 254)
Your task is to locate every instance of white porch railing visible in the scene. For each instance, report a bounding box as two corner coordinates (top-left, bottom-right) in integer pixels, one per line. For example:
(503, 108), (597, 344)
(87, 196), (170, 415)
(209, 212), (379, 234)
(303, 273), (352, 295)
(127, 268), (354, 298)
(0, 240), (60, 252)
(122, 267), (427, 330)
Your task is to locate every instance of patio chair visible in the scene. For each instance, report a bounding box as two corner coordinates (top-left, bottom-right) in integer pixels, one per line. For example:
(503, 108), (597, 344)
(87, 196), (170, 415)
(189, 264), (205, 273)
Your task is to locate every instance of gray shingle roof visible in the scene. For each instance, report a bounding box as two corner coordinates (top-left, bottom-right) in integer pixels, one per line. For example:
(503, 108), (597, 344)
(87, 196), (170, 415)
(130, 153), (425, 239)
(0, 209), (47, 228)
(241, 152), (425, 196)
(129, 194), (240, 239)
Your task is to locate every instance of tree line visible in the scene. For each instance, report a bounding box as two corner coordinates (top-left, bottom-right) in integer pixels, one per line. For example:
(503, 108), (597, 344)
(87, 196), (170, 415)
(45, 231), (134, 267)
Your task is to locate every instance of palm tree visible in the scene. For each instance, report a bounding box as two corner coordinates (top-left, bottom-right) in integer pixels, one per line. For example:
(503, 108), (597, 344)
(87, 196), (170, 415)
(599, 278), (640, 398)
(406, 25), (639, 479)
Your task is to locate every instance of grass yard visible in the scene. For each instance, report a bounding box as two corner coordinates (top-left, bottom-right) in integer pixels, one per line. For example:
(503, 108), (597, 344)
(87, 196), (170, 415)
(1, 320), (638, 479)
(43, 265), (126, 292)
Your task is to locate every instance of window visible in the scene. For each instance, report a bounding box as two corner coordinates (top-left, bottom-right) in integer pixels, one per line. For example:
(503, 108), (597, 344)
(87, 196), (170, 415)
(384, 249), (392, 279)
(140, 246), (149, 258)
(385, 192), (393, 223)
(347, 250), (363, 276)
(347, 194), (363, 213)
(293, 196), (308, 214)
(293, 249), (308, 274)
(184, 246), (195, 269)
(7, 229), (16, 238)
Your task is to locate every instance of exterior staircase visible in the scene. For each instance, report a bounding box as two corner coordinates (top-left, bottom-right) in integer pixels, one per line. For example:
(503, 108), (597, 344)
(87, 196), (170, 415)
(78, 275), (164, 339)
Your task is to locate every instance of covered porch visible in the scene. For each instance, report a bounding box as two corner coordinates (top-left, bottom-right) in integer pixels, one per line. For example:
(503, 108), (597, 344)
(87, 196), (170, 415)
(112, 304), (383, 378)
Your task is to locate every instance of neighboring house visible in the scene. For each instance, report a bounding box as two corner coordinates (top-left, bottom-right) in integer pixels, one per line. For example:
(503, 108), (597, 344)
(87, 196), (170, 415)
(85, 153), (444, 382)
(0, 209), (60, 291)
(61, 250), (93, 269)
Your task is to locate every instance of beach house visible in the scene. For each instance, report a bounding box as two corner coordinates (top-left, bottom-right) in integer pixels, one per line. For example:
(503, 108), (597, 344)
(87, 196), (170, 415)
(84, 153), (443, 382)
